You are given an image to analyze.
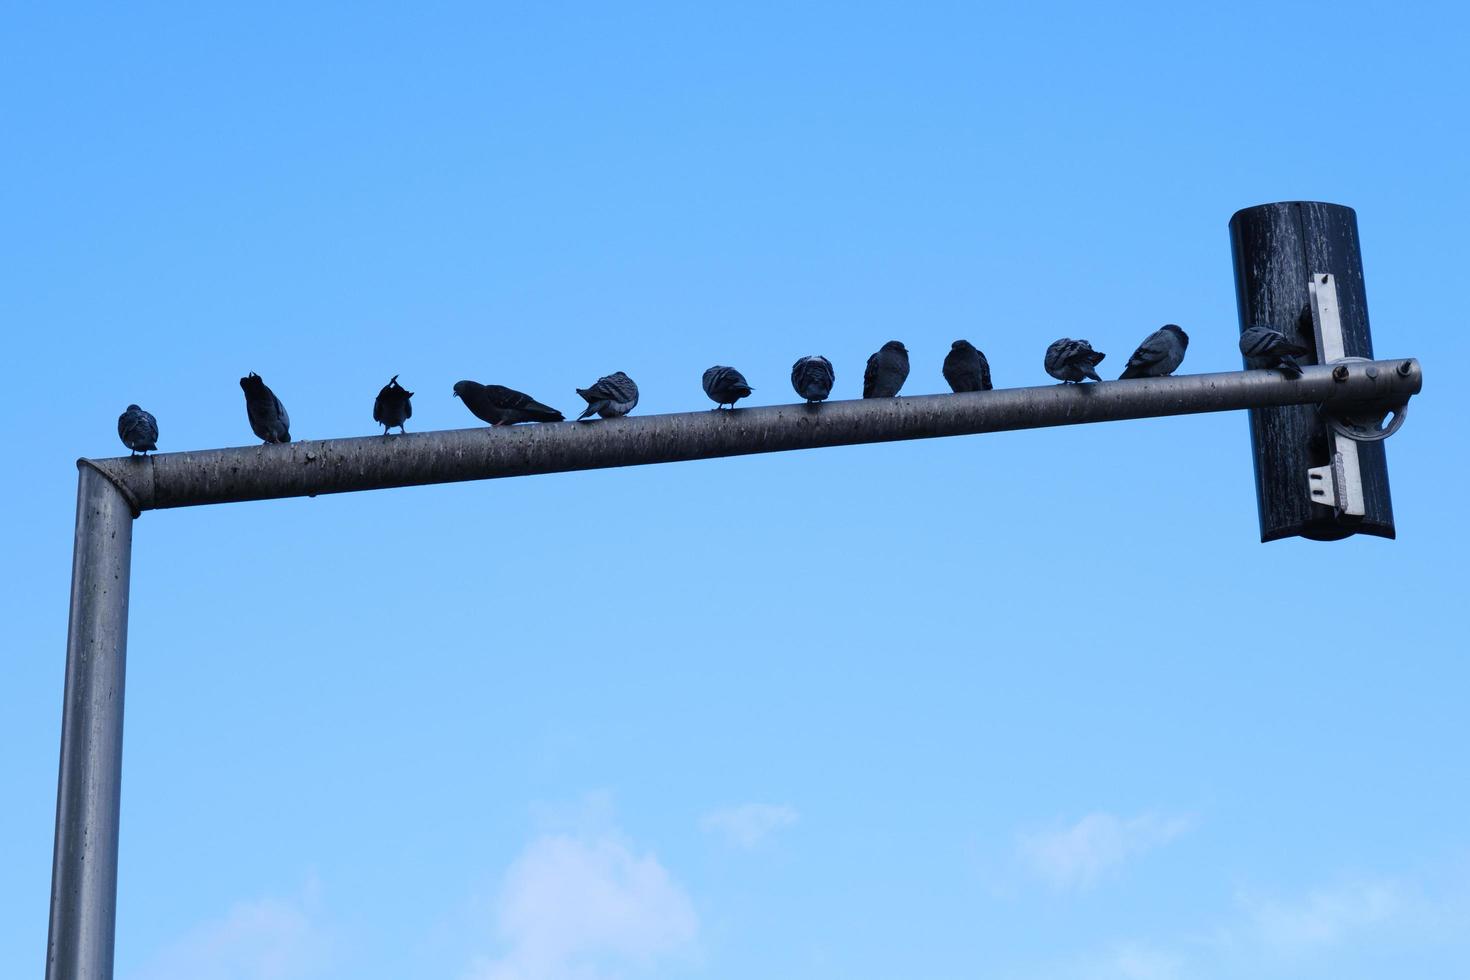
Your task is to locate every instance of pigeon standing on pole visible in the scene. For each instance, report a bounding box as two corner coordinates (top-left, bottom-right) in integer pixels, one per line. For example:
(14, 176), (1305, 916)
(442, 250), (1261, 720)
(942, 340), (992, 393)
(1118, 325), (1189, 379)
(453, 380), (564, 425)
(790, 355), (835, 403)
(863, 341), (909, 398)
(240, 372), (292, 443)
(1239, 325), (1311, 378)
(1044, 339), (1106, 383)
(117, 405), (158, 455)
(702, 366), (753, 409)
(575, 371), (640, 420)
(373, 375), (414, 433)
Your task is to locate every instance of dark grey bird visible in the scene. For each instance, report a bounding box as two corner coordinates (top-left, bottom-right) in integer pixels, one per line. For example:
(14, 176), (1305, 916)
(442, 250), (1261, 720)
(1119, 325), (1189, 380)
(1044, 339), (1106, 383)
(239, 372), (291, 443)
(702, 366), (753, 409)
(373, 375), (414, 433)
(117, 404), (158, 455)
(942, 340), (992, 393)
(1239, 325), (1311, 378)
(575, 371), (639, 420)
(453, 380), (564, 425)
(790, 355), (835, 403)
(863, 341), (909, 398)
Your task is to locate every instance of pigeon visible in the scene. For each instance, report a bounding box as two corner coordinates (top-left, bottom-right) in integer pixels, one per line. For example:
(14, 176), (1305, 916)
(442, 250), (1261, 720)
(240, 372), (291, 443)
(373, 375), (414, 433)
(453, 380), (564, 425)
(790, 355), (835, 403)
(942, 340), (992, 393)
(117, 404), (158, 455)
(863, 341), (909, 398)
(702, 366), (753, 409)
(1239, 325), (1311, 378)
(1119, 325), (1189, 380)
(575, 371), (640, 420)
(1044, 339), (1106, 383)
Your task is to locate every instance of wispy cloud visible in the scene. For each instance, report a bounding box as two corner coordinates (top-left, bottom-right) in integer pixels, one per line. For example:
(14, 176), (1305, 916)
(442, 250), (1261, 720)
(127, 876), (331, 980)
(1016, 812), (1191, 890)
(465, 829), (698, 980)
(700, 803), (799, 850)
(1235, 878), (1405, 954)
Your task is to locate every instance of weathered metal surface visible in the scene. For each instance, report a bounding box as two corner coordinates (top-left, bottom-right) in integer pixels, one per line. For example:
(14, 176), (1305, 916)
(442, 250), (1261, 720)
(82, 361), (1421, 512)
(1230, 201), (1395, 541)
(47, 465), (133, 980)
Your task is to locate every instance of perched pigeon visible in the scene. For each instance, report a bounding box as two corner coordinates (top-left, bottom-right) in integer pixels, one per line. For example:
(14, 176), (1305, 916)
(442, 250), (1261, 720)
(863, 341), (909, 398)
(240, 372), (291, 443)
(1119, 325), (1189, 380)
(942, 340), (992, 393)
(1044, 338), (1106, 383)
(453, 380), (564, 425)
(702, 366), (753, 409)
(117, 404), (158, 455)
(1239, 325), (1311, 378)
(575, 371), (640, 420)
(790, 355), (835, 403)
(373, 375), (414, 433)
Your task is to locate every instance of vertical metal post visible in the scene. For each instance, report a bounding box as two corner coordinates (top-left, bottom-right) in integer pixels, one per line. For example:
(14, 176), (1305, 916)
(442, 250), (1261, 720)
(47, 463), (134, 980)
(1229, 201), (1396, 540)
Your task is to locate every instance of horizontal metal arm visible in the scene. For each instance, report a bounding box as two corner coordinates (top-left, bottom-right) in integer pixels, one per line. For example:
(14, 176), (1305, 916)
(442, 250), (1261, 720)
(85, 358), (1422, 512)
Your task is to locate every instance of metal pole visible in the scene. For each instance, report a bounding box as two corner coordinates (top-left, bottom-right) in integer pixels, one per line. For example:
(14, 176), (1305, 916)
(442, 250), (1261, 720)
(82, 360), (1421, 512)
(47, 464), (134, 980)
(1230, 201), (1395, 541)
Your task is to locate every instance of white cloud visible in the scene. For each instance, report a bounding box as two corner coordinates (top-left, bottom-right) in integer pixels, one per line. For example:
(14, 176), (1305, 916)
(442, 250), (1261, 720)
(699, 803), (799, 850)
(1017, 812), (1191, 890)
(127, 877), (331, 980)
(1237, 878), (1404, 953)
(465, 830), (698, 980)
(1110, 942), (1185, 980)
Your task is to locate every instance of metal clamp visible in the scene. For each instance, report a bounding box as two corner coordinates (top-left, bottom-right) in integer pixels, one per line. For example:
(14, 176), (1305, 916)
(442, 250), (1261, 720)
(1306, 274), (1365, 517)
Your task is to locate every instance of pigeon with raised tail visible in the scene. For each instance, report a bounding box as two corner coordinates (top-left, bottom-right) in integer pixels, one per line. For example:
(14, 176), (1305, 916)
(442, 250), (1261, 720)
(575, 371), (639, 420)
(373, 375), (414, 433)
(1044, 339), (1106, 383)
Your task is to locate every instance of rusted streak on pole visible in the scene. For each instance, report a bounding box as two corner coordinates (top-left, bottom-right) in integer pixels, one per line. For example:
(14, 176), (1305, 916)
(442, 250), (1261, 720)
(85, 361), (1420, 511)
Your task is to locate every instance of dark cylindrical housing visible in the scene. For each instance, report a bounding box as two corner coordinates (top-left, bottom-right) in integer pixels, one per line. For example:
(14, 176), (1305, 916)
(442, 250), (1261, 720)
(1230, 201), (1395, 541)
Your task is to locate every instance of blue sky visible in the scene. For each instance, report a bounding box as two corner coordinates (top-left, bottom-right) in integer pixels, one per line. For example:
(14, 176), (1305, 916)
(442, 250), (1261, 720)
(3, 2), (1468, 978)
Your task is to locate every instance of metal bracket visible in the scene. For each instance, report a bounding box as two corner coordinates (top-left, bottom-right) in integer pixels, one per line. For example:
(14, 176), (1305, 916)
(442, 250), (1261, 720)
(1306, 274), (1365, 518)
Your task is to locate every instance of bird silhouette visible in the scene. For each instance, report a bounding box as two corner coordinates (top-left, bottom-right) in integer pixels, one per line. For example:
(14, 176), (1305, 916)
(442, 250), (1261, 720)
(575, 371), (640, 420)
(1239, 326), (1311, 378)
(453, 380), (564, 425)
(702, 366), (753, 409)
(942, 340), (992, 392)
(117, 405), (158, 455)
(240, 372), (291, 443)
(1119, 325), (1189, 380)
(863, 341), (909, 398)
(373, 375), (414, 433)
(1044, 339), (1106, 383)
(790, 355), (835, 403)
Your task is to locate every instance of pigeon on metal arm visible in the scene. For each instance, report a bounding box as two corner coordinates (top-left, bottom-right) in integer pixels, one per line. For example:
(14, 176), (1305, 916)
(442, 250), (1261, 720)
(575, 371), (640, 420)
(240, 372), (292, 443)
(453, 380), (564, 425)
(373, 375), (414, 433)
(117, 405), (158, 455)
(1044, 339), (1106, 383)
(1119, 325), (1189, 379)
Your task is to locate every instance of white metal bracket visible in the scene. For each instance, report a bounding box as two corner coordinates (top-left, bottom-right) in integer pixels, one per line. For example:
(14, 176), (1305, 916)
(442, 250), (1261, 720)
(1306, 274), (1366, 517)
